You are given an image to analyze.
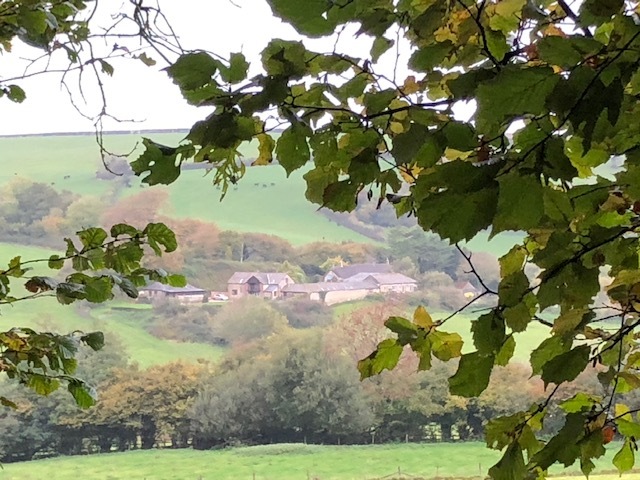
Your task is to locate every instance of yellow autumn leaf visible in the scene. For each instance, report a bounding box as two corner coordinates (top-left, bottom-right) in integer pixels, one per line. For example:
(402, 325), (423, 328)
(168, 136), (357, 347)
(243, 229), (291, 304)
(389, 122), (404, 134)
(252, 133), (276, 166)
(414, 306), (434, 329)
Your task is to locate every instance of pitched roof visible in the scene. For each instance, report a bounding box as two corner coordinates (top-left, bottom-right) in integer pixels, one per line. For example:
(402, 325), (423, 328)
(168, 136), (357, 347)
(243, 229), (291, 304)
(282, 281), (377, 293)
(347, 272), (417, 285)
(328, 263), (393, 279)
(227, 272), (292, 285)
(140, 281), (207, 294)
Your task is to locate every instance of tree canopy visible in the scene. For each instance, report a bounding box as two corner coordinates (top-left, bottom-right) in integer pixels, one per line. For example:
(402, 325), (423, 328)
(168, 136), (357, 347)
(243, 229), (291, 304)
(4, 0), (640, 477)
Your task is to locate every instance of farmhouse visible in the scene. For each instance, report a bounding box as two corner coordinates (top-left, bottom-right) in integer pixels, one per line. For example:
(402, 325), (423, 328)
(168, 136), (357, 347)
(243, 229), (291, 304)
(138, 282), (208, 304)
(227, 272), (294, 300)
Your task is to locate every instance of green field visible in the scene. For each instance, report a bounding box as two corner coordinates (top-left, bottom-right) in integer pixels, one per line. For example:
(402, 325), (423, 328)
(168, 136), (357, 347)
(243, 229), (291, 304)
(0, 443), (634, 480)
(0, 133), (372, 245)
(0, 297), (224, 368)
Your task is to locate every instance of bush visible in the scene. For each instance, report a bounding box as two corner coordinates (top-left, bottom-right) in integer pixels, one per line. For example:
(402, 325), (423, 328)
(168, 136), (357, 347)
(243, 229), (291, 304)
(147, 301), (223, 345)
(212, 296), (288, 345)
(274, 298), (334, 329)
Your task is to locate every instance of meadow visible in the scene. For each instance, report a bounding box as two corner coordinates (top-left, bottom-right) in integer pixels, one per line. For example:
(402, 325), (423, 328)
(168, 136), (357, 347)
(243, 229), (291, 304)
(0, 133), (370, 245)
(0, 443), (634, 480)
(0, 132), (520, 252)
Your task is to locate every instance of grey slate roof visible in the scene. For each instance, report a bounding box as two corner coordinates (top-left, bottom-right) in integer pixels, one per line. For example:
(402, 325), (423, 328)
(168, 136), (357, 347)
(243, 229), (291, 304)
(328, 263), (393, 279)
(227, 272), (291, 285)
(140, 281), (207, 294)
(282, 281), (377, 293)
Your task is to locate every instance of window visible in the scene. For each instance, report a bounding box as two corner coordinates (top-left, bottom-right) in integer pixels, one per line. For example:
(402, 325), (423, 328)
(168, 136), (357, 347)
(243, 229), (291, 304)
(232, 289), (238, 295)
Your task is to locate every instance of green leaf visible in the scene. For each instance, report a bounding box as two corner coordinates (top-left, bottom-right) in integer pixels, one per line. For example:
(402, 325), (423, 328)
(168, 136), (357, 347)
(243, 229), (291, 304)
(531, 413), (584, 470)
(493, 173), (544, 232)
(472, 312), (506, 356)
(221, 52), (250, 83)
(476, 66), (559, 135)
(495, 335), (516, 366)
(449, 352), (494, 397)
(267, 0), (335, 36)
(78, 227), (108, 249)
(48, 254), (64, 270)
(80, 331), (105, 351)
(82, 276), (114, 303)
(276, 124), (311, 175)
(417, 188), (498, 243)
(580, 0), (624, 25)
(385, 316), (418, 345)
(99, 60), (114, 76)
(110, 224), (140, 238)
(488, 442), (527, 480)
(560, 393), (602, 413)
(27, 374), (60, 396)
(579, 430), (606, 477)
(499, 245), (527, 277)
(131, 138), (181, 186)
(541, 345), (591, 387)
(530, 335), (570, 375)
(68, 380), (97, 408)
(613, 438), (635, 474)
(552, 309), (594, 336)
(371, 37), (394, 63)
(358, 338), (404, 379)
(429, 330), (463, 361)
(143, 222), (178, 255)
(7, 85), (26, 103)
(537, 36), (604, 69)
(167, 52), (219, 91)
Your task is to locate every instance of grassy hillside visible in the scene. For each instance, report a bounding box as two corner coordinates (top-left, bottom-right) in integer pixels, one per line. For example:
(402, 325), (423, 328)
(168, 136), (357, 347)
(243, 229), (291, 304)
(0, 133), (371, 245)
(0, 443), (630, 480)
(2, 298), (224, 368)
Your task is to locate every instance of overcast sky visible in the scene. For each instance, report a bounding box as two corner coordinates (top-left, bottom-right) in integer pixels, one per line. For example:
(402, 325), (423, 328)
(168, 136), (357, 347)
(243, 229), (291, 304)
(0, 0), (381, 136)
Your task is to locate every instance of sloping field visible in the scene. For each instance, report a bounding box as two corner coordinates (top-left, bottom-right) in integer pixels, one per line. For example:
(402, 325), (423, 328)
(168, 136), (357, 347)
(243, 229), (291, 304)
(0, 443), (633, 480)
(0, 133), (371, 245)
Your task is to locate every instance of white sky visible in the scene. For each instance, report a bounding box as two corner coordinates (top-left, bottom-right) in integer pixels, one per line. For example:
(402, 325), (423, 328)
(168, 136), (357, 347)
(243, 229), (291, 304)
(0, 0), (380, 136)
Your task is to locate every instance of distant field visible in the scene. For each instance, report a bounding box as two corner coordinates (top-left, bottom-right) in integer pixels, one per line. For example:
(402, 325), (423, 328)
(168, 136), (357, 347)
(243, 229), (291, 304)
(0, 443), (633, 480)
(0, 133), (371, 245)
(0, 297), (224, 368)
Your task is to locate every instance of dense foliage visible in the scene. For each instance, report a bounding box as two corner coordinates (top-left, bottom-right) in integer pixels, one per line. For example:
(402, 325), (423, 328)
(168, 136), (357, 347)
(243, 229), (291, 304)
(5, 0), (640, 477)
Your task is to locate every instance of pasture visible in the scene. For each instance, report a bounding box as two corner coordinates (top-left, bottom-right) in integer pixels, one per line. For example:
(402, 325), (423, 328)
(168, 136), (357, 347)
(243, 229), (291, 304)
(0, 132), (521, 251)
(0, 443), (634, 480)
(0, 133), (370, 245)
(0, 294), (225, 368)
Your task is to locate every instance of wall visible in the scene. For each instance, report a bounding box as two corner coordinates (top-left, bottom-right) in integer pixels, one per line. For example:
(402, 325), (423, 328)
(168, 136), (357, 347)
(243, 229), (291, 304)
(323, 289), (373, 306)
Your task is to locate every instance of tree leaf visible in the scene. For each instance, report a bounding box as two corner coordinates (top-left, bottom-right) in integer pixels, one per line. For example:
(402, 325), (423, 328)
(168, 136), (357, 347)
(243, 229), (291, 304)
(143, 222), (178, 255)
(68, 379), (97, 408)
(541, 345), (591, 387)
(276, 124), (310, 175)
(357, 339), (403, 379)
(493, 173), (545, 232)
(488, 442), (527, 480)
(81, 331), (105, 351)
(476, 66), (559, 135)
(613, 438), (635, 474)
(449, 352), (494, 397)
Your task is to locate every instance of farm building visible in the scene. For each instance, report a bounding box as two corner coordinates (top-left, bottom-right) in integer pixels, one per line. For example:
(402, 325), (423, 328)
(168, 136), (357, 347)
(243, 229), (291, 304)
(227, 272), (294, 300)
(138, 282), (208, 304)
(324, 263), (393, 282)
(282, 281), (376, 305)
(345, 272), (418, 293)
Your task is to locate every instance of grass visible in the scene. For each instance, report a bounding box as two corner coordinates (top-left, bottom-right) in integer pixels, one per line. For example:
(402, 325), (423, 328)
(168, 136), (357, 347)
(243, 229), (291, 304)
(0, 133), (371, 245)
(0, 297), (225, 368)
(0, 443), (634, 480)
